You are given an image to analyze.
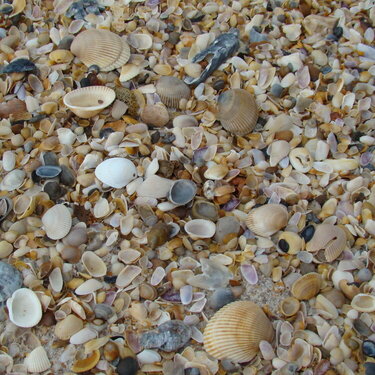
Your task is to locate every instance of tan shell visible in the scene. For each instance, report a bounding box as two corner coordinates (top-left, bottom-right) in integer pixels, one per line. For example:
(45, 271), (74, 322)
(217, 89), (259, 136)
(13, 194), (36, 219)
(246, 204), (288, 237)
(351, 293), (375, 312)
(140, 103), (169, 127)
(155, 76), (191, 108)
(81, 251), (107, 277)
(203, 301), (274, 363)
(291, 272), (322, 301)
(55, 314), (84, 340)
(306, 224), (346, 262)
(70, 29), (130, 71)
(279, 297), (300, 317)
(24, 346), (51, 373)
(63, 86), (116, 118)
(278, 231), (304, 254)
(42, 204), (72, 240)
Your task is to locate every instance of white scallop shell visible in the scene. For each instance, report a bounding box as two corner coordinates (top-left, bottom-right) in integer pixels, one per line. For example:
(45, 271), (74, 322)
(75, 279), (103, 295)
(6, 288), (42, 328)
(42, 204), (72, 240)
(95, 157), (137, 189)
(81, 251), (107, 277)
(24, 346), (51, 373)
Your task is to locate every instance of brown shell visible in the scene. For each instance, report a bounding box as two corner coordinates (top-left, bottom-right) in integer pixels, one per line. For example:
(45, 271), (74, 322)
(291, 272), (322, 301)
(305, 224), (346, 262)
(70, 29), (130, 72)
(203, 301), (274, 363)
(155, 76), (191, 108)
(217, 89), (259, 136)
(279, 297), (300, 317)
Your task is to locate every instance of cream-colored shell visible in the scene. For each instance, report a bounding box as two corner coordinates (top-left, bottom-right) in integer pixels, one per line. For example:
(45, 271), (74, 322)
(81, 251), (107, 277)
(55, 314), (84, 340)
(24, 346), (51, 373)
(279, 297), (300, 317)
(42, 204), (72, 240)
(203, 301), (274, 363)
(351, 293), (375, 312)
(184, 219), (216, 240)
(291, 272), (322, 301)
(155, 76), (191, 108)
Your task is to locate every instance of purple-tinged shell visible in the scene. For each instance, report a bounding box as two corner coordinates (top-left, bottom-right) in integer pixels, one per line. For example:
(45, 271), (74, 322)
(161, 290), (181, 302)
(222, 198), (240, 212)
(361, 152), (373, 166)
(189, 298), (207, 313)
(145, 0), (160, 7)
(241, 264), (258, 285)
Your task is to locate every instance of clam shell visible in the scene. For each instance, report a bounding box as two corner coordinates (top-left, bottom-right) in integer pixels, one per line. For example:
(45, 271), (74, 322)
(0, 169), (25, 191)
(203, 301), (274, 362)
(279, 297), (300, 317)
(63, 86), (116, 118)
(6, 288), (42, 328)
(141, 103), (169, 127)
(351, 293), (375, 313)
(168, 179), (197, 205)
(127, 33), (153, 50)
(184, 219), (216, 239)
(217, 89), (259, 136)
(71, 349), (100, 373)
(81, 251), (107, 277)
(95, 157), (137, 189)
(291, 272), (322, 300)
(55, 314), (84, 340)
(70, 29), (130, 71)
(75, 279), (103, 295)
(305, 224), (346, 262)
(155, 76), (191, 108)
(42, 204), (72, 240)
(13, 194), (36, 219)
(49, 267), (63, 293)
(246, 204), (288, 237)
(116, 265), (142, 288)
(24, 346), (51, 373)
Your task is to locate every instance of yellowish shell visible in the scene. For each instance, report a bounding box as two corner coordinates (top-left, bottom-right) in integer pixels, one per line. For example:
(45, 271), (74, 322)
(70, 29), (130, 72)
(246, 204), (288, 237)
(278, 231), (304, 254)
(291, 272), (322, 301)
(217, 89), (259, 136)
(351, 293), (375, 313)
(203, 301), (274, 363)
(279, 297), (300, 317)
(155, 76), (191, 108)
(71, 350), (100, 373)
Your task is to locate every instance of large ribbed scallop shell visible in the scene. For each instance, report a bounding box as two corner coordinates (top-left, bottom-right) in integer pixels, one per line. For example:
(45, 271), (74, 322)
(217, 89), (259, 136)
(246, 204), (288, 237)
(70, 29), (130, 71)
(305, 224), (346, 262)
(155, 76), (191, 108)
(291, 272), (322, 301)
(203, 301), (274, 363)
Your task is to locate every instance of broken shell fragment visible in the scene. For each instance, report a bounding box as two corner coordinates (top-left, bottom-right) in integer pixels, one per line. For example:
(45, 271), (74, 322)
(55, 314), (84, 340)
(71, 350), (100, 373)
(168, 179), (197, 206)
(291, 272), (322, 301)
(203, 301), (274, 362)
(289, 147), (313, 173)
(42, 204), (72, 240)
(155, 76), (191, 108)
(81, 251), (107, 277)
(191, 200), (219, 221)
(184, 219), (216, 240)
(75, 279), (103, 295)
(24, 346), (51, 373)
(351, 294), (375, 313)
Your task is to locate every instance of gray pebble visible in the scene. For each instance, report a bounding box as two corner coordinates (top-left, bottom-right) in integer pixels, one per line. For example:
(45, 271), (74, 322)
(270, 83), (284, 98)
(42, 152), (59, 166)
(214, 216), (240, 243)
(208, 288), (235, 310)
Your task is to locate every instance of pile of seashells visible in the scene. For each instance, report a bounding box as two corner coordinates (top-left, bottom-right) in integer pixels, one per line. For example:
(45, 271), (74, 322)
(0, 0), (374, 374)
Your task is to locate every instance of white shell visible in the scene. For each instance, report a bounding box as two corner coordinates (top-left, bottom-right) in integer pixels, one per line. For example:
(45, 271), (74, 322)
(184, 219), (216, 239)
(42, 204), (72, 240)
(6, 288), (42, 328)
(49, 267), (63, 293)
(136, 175), (174, 199)
(95, 157), (137, 189)
(75, 279), (103, 295)
(0, 169), (25, 191)
(70, 327), (98, 345)
(81, 251), (107, 277)
(116, 265), (142, 287)
(2, 150), (16, 171)
(24, 346), (51, 373)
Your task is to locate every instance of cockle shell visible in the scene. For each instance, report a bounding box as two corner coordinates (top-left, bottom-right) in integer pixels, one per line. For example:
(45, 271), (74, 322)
(203, 301), (274, 363)
(81, 251), (107, 277)
(184, 219), (216, 240)
(95, 157), (137, 189)
(155, 76), (191, 108)
(141, 103), (169, 127)
(24, 346), (51, 373)
(351, 294), (375, 313)
(63, 86), (116, 118)
(279, 297), (300, 317)
(246, 204), (288, 237)
(291, 272), (322, 301)
(217, 89), (259, 136)
(42, 204), (72, 240)
(70, 29), (130, 71)
(6, 288), (42, 327)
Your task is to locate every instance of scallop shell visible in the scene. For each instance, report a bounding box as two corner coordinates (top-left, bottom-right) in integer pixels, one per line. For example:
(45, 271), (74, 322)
(155, 76), (191, 108)
(305, 224), (346, 262)
(217, 89), (259, 136)
(81, 251), (107, 277)
(42, 204), (72, 240)
(168, 179), (197, 206)
(351, 293), (375, 313)
(70, 29), (130, 71)
(246, 204), (288, 237)
(6, 288), (42, 328)
(95, 157), (137, 189)
(184, 219), (216, 240)
(141, 103), (169, 127)
(24, 346), (51, 373)
(291, 272), (322, 301)
(63, 86), (116, 118)
(279, 297), (300, 317)
(203, 301), (274, 363)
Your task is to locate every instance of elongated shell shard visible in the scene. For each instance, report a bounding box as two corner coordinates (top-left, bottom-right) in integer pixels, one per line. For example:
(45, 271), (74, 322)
(203, 301), (274, 363)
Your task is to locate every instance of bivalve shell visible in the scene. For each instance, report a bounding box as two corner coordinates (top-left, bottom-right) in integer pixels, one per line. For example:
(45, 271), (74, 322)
(184, 219), (216, 240)
(141, 103), (169, 127)
(81, 251), (107, 277)
(127, 33), (153, 50)
(289, 147), (313, 173)
(24, 346), (51, 373)
(156, 76), (191, 108)
(168, 179), (197, 206)
(13, 194), (36, 219)
(291, 272), (322, 301)
(55, 314), (84, 340)
(42, 204), (72, 240)
(217, 89), (259, 136)
(203, 301), (274, 362)
(351, 294), (375, 313)
(71, 350), (100, 373)
(75, 279), (103, 295)
(279, 297), (300, 317)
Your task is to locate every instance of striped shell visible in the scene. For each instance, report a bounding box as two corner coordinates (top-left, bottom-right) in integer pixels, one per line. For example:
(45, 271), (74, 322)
(217, 89), (259, 136)
(42, 204), (72, 240)
(24, 346), (51, 373)
(203, 301), (274, 363)
(70, 29), (130, 72)
(155, 76), (191, 108)
(291, 272), (322, 301)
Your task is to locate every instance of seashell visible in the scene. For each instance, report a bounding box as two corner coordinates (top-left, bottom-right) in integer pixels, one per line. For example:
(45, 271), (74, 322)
(279, 297), (300, 317)
(36, 165), (62, 179)
(55, 314), (84, 340)
(24, 346), (51, 373)
(0, 169), (25, 191)
(2, 150), (16, 171)
(291, 272), (322, 300)
(155, 76), (191, 108)
(215, 216), (240, 243)
(95, 157), (137, 189)
(6, 288), (42, 328)
(217, 89), (259, 136)
(168, 179), (197, 206)
(173, 115), (198, 128)
(184, 219), (216, 240)
(137, 175), (174, 199)
(268, 140), (290, 167)
(306, 224), (346, 262)
(70, 327), (98, 345)
(203, 301), (274, 363)
(75, 279), (103, 295)
(246, 204), (288, 237)
(118, 249), (141, 264)
(127, 33), (153, 50)
(0, 98), (27, 118)
(289, 147), (313, 173)
(116, 265), (142, 288)
(57, 128), (77, 145)
(13, 194), (36, 219)
(338, 279), (359, 300)
(81, 251), (107, 277)
(64, 227), (87, 247)
(351, 294), (375, 313)
(93, 304), (114, 320)
(204, 164), (228, 180)
(49, 49), (74, 64)
(191, 200), (219, 222)
(71, 350), (100, 373)
(141, 103), (169, 127)
(0, 197), (13, 222)
(120, 64), (141, 82)
(70, 29), (130, 71)
(42, 204), (72, 240)
(147, 222), (170, 249)
(10, 0), (25, 17)
(63, 86), (116, 118)
(278, 231), (304, 254)
(139, 283), (158, 300)
(49, 267), (63, 293)
(315, 294), (338, 319)
(0, 261), (22, 306)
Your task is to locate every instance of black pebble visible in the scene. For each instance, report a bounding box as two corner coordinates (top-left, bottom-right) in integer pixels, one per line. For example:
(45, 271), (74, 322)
(333, 26), (343, 39)
(80, 77), (91, 88)
(3, 59), (37, 74)
(213, 79), (225, 91)
(104, 275), (117, 284)
(278, 239), (289, 252)
(99, 128), (115, 138)
(151, 131), (160, 144)
(363, 340), (375, 358)
(301, 225), (315, 242)
(116, 357), (139, 375)
(185, 368), (201, 375)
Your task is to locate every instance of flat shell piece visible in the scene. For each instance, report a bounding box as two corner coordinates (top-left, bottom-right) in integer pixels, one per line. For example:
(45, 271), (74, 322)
(116, 265), (142, 287)
(75, 279), (103, 295)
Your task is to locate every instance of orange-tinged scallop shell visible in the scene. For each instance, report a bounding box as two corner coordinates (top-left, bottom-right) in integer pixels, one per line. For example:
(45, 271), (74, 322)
(217, 89), (259, 136)
(155, 76), (191, 108)
(70, 29), (130, 72)
(71, 350), (100, 373)
(291, 272), (322, 301)
(203, 301), (274, 363)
